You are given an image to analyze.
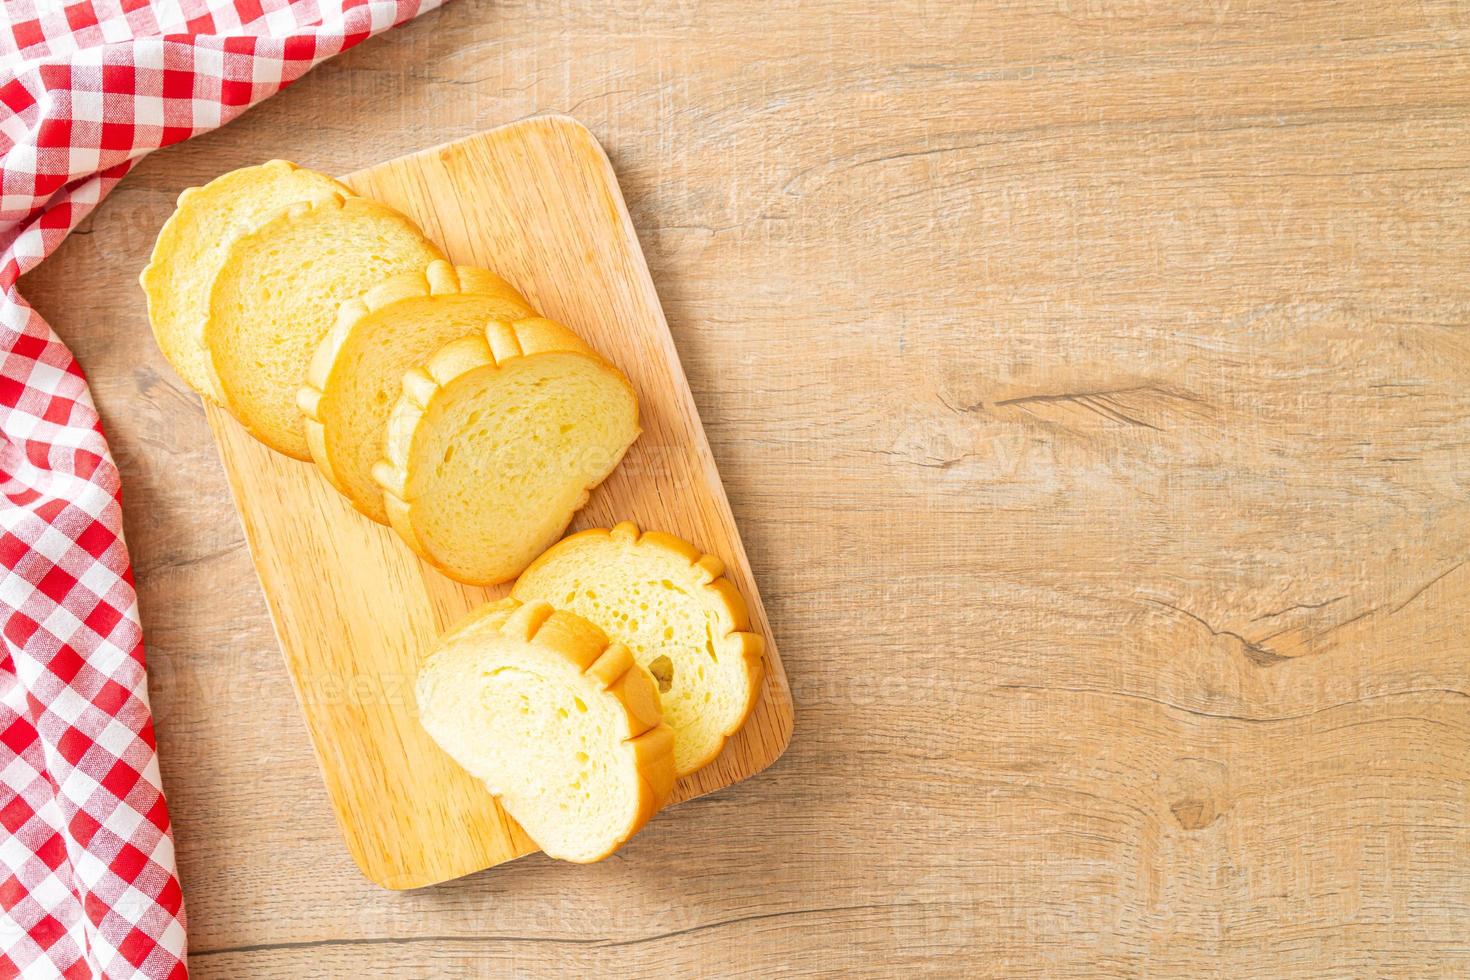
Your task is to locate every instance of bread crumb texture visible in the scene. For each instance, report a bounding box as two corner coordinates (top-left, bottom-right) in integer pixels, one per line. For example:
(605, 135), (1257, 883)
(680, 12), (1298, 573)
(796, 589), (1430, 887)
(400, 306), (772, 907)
(513, 522), (764, 776)
(204, 192), (444, 459)
(375, 319), (639, 584)
(300, 259), (532, 523)
(416, 597), (675, 862)
(141, 160), (350, 399)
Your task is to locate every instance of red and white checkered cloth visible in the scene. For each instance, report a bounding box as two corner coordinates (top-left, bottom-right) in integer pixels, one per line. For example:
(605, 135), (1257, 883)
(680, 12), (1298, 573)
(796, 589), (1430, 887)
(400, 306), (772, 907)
(0, 2), (442, 976)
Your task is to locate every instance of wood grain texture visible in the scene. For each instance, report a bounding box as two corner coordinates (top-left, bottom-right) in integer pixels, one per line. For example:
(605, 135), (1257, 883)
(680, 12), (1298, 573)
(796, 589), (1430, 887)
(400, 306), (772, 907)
(16, 0), (1470, 974)
(203, 117), (793, 888)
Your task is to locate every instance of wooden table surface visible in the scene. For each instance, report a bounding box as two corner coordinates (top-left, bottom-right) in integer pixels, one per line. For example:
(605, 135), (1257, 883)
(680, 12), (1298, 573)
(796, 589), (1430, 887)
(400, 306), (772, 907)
(20, 1), (1470, 975)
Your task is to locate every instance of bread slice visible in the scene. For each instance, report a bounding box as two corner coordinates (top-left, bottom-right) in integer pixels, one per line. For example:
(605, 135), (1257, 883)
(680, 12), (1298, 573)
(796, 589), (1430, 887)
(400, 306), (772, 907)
(298, 260), (533, 523)
(512, 522), (765, 776)
(202, 192), (444, 459)
(140, 160), (350, 399)
(416, 597), (675, 863)
(372, 320), (640, 585)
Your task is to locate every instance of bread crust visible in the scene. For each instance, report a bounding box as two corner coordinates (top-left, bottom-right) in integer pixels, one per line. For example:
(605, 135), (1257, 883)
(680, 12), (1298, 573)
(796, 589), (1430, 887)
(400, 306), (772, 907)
(140, 160), (350, 400)
(513, 521), (766, 776)
(201, 190), (444, 459)
(298, 260), (533, 522)
(422, 597), (675, 862)
(371, 319), (638, 585)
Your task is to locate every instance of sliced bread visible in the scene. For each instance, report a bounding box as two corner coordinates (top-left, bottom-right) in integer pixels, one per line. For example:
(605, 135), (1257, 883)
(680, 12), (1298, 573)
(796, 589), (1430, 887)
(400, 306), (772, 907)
(512, 522), (765, 776)
(372, 320), (640, 585)
(298, 260), (533, 523)
(202, 192), (444, 459)
(416, 597), (675, 863)
(140, 160), (350, 399)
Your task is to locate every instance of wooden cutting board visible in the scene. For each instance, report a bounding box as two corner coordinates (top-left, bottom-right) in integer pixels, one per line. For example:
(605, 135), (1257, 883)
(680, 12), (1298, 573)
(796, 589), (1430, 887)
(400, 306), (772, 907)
(203, 116), (794, 889)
